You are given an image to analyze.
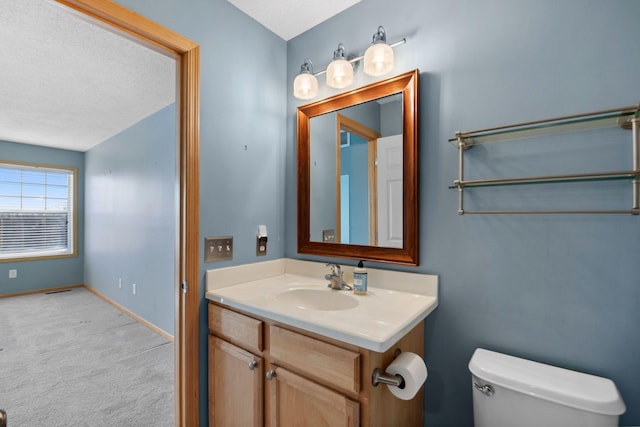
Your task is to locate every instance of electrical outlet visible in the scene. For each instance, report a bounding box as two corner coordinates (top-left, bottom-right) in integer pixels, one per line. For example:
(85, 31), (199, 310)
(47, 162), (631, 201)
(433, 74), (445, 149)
(132, 283), (137, 295)
(118, 278), (122, 289)
(256, 236), (267, 256)
(9, 269), (17, 279)
(205, 236), (233, 262)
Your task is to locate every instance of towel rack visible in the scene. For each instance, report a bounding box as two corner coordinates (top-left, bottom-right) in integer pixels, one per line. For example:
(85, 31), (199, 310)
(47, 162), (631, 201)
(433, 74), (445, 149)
(449, 104), (640, 215)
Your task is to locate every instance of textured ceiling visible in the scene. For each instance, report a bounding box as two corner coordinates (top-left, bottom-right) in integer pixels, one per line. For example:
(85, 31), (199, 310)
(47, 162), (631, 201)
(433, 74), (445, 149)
(0, 0), (176, 152)
(227, 0), (361, 41)
(1, 0), (357, 153)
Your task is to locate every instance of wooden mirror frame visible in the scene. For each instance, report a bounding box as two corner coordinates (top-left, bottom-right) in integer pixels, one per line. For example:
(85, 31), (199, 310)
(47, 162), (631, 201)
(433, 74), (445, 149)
(297, 69), (419, 265)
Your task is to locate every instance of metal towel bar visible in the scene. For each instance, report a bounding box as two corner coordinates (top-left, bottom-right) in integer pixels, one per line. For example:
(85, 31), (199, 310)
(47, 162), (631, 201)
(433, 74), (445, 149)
(450, 105), (640, 215)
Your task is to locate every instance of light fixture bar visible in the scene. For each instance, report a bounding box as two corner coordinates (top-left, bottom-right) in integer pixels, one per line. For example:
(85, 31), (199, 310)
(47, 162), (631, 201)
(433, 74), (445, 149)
(312, 38), (406, 77)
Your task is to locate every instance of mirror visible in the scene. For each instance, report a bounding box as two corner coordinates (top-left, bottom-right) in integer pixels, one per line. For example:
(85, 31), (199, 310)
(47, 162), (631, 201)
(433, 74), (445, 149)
(297, 69), (419, 265)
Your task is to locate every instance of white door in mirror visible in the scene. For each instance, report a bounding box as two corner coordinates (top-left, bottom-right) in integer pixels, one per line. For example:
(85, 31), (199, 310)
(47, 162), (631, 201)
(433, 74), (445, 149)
(377, 134), (403, 248)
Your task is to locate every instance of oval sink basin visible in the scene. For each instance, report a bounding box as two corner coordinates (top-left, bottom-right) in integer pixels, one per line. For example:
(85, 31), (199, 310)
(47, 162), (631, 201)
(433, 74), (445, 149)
(273, 288), (358, 311)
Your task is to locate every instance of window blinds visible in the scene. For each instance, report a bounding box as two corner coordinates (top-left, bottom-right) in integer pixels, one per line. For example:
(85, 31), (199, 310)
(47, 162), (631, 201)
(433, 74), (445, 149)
(0, 163), (74, 259)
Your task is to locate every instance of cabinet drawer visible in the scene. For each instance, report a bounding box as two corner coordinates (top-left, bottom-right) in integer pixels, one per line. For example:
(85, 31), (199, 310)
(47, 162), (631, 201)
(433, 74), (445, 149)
(269, 325), (360, 394)
(208, 304), (263, 354)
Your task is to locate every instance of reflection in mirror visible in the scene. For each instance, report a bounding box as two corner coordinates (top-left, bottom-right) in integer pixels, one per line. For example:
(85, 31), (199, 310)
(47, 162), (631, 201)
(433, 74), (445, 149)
(337, 113), (381, 246)
(298, 70), (419, 265)
(310, 95), (403, 248)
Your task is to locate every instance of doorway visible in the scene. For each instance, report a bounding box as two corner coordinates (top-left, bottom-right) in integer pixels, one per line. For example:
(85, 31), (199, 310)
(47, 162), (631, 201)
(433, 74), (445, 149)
(54, 1), (200, 425)
(336, 114), (380, 245)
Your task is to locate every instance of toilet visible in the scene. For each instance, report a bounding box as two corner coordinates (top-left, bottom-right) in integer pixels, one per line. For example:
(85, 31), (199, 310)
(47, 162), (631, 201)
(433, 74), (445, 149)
(469, 348), (626, 427)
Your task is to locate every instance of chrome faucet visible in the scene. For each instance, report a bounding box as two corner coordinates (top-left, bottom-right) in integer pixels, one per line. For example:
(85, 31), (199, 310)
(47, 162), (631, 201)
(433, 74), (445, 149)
(325, 263), (352, 291)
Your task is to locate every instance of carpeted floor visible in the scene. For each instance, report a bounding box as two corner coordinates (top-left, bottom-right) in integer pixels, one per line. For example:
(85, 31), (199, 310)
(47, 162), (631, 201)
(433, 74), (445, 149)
(0, 287), (174, 427)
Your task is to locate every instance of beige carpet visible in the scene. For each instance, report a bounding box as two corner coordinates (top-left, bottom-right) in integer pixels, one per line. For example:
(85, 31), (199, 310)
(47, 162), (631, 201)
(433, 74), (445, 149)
(0, 287), (174, 426)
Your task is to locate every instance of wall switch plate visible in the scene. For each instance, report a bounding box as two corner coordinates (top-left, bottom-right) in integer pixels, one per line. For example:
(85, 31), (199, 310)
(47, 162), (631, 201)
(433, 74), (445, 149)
(322, 229), (336, 243)
(9, 269), (17, 279)
(205, 236), (233, 262)
(256, 236), (267, 256)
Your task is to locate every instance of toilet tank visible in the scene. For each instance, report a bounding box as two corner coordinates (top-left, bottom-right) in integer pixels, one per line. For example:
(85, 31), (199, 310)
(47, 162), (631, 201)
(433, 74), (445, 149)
(469, 348), (626, 427)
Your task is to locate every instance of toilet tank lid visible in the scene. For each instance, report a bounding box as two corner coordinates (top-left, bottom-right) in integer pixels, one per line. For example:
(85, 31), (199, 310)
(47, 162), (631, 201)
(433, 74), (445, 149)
(468, 348), (626, 416)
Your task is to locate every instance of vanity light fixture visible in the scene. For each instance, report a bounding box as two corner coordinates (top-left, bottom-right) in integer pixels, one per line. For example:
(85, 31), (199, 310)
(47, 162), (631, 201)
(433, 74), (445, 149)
(292, 26), (406, 100)
(326, 43), (354, 89)
(363, 26), (394, 77)
(293, 59), (319, 100)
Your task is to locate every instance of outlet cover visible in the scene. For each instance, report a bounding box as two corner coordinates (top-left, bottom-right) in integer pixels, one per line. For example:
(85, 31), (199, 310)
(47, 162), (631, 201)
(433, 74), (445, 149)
(9, 269), (17, 279)
(205, 236), (233, 262)
(256, 236), (267, 256)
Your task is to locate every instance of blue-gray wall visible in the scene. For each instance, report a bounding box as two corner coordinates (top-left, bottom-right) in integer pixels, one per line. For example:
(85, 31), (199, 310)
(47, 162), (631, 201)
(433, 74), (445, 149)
(0, 140), (84, 294)
(287, 1), (640, 426)
(381, 99), (402, 136)
(84, 104), (177, 335)
(309, 112), (339, 241)
(341, 135), (369, 244)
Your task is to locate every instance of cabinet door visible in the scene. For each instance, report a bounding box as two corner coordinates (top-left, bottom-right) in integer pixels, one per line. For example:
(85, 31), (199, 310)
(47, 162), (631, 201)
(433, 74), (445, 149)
(266, 365), (359, 427)
(209, 335), (263, 427)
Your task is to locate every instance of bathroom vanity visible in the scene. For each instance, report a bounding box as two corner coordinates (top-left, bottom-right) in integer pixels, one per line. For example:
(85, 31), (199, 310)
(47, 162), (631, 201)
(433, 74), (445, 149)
(205, 259), (438, 427)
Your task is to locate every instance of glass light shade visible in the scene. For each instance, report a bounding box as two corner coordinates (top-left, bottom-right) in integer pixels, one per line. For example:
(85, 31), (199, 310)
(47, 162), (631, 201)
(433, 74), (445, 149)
(326, 59), (354, 89)
(293, 72), (318, 100)
(364, 42), (394, 76)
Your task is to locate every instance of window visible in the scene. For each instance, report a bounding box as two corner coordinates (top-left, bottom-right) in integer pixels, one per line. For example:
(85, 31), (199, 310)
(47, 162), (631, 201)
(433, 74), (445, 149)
(0, 161), (76, 261)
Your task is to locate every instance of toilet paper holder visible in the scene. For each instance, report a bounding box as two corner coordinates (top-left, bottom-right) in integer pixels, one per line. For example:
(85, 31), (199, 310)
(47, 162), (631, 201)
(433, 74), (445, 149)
(372, 350), (428, 400)
(372, 367), (406, 389)
(372, 348), (405, 388)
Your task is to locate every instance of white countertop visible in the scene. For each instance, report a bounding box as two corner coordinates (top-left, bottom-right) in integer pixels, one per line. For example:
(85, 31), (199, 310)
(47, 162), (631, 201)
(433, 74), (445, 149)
(205, 259), (438, 352)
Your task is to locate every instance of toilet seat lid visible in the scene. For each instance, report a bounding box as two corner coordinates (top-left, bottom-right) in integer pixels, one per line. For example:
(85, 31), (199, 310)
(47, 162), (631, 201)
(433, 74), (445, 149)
(469, 348), (626, 416)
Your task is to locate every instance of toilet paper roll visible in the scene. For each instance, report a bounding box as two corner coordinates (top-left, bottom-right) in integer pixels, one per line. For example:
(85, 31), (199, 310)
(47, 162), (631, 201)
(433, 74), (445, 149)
(385, 352), (428, 400)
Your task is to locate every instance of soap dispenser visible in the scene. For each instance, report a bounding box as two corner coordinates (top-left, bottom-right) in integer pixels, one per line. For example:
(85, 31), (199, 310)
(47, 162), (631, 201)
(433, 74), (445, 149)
(353, 261), (368, 295)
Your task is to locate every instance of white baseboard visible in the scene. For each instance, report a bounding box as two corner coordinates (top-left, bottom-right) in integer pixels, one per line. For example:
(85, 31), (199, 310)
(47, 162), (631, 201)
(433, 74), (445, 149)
(83, 285), (174, 342)
(0, 283), (84, 299)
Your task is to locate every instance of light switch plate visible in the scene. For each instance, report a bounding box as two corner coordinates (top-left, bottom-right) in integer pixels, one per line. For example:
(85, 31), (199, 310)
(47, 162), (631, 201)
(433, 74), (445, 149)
(205, 236), (233, 262)
(322, 229), (336, 243)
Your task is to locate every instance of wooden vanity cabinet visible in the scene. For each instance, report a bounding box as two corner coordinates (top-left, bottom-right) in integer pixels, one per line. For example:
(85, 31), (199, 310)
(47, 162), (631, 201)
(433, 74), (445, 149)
(208, 302), (424, 427)
(209, 336), (263, 427)
(266, 364), (359, 427)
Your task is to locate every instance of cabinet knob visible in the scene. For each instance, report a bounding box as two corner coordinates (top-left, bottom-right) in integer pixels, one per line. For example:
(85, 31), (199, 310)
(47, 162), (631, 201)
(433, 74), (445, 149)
(248, 360), (258, 371)
(266, 370), (276, 381)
